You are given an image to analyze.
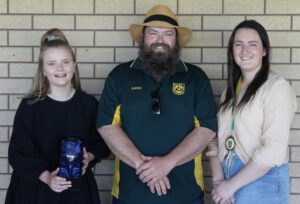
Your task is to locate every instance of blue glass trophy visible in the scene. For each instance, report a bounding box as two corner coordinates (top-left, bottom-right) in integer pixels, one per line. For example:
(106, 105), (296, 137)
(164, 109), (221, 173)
(59, 135), (83, 191)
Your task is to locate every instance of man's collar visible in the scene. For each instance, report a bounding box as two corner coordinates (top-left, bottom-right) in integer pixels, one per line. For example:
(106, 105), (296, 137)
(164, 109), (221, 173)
(130, 57), (188, 72)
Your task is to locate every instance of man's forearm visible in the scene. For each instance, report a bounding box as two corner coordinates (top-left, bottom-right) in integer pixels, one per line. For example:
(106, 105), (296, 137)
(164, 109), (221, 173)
(98, 125), (143, 169)
(136, 127), (215, 185)
(165, 127), (215, 167)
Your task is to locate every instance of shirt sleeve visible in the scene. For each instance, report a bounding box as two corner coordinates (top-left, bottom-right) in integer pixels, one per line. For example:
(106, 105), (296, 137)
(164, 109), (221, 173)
(8, 99), (49, 182)
(97, 71), (122, 128)
(252, 79), (297, 167)
(194, 74), (218, 133)
(86, 98), (110, 167)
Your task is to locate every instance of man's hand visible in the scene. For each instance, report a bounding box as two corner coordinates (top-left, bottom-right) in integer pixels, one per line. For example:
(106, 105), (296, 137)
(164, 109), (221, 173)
(137, 155), (171, 196)
(136, 155), (175, 185)
(148, 176), (171, 196)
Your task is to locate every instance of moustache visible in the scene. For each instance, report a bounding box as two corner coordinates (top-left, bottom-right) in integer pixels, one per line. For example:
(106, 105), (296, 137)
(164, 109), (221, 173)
(150, 43), (171, 50)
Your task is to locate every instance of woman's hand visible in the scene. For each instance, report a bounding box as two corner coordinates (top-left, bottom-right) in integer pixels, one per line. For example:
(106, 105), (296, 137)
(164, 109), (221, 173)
(212, 179), (235, 204)
(212, 180), (236, 204)
(82, 147), (95, 175)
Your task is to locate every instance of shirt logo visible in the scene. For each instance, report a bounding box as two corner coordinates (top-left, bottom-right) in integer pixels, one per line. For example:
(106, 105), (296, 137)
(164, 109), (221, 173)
(172, 83), (185, 95)
(131, 86), (142, 90)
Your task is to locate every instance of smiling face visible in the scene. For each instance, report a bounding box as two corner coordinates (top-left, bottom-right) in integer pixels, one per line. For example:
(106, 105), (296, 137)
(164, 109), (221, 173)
(144, 26), (176, 53)
(42, 47), (76, 89)
(233, 28), (266, 77)
(139, 26), (180, 80)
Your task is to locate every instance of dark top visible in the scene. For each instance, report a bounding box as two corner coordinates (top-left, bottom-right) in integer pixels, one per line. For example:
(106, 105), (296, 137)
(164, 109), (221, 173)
(97, 58), (217, 204)
(5, 91), (110, 204)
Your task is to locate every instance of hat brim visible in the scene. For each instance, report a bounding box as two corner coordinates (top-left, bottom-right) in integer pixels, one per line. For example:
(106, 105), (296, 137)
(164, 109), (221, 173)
(129, 22), (192, 47)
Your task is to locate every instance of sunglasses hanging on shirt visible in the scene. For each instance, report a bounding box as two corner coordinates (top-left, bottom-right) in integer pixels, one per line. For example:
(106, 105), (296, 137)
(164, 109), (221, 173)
(151, 88), (160, 115)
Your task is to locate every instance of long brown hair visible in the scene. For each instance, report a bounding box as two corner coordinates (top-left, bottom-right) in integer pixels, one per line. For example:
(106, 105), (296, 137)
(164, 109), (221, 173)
(25, 28), (82, 102)
(219, 20), (270, 112)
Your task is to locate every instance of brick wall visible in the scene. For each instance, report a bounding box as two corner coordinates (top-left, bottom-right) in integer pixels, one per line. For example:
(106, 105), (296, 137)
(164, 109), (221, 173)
(0, 0), (299, 203)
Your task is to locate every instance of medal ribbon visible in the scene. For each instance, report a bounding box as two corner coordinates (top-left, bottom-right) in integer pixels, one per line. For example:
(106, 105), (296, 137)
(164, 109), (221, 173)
(225, 77), (243, 169)
(231, 77), (243, 131)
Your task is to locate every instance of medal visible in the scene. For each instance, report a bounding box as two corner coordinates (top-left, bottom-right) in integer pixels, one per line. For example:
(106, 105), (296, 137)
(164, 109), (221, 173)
(224, 77), (242, 170)
(225, 77), (242, 152)
(225, 135), (235, 169)
(225, 135), (235, 151)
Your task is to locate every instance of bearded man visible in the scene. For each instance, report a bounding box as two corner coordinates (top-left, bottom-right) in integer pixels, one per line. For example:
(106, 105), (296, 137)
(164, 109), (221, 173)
(97, 5), (217, 204)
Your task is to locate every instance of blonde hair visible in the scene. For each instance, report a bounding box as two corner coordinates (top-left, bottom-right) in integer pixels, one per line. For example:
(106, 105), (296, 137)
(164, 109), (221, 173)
(25, 28), (82, 102)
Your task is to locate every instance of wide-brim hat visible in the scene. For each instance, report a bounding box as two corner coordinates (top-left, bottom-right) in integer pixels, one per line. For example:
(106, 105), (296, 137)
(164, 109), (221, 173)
(129, 4), (192, 47)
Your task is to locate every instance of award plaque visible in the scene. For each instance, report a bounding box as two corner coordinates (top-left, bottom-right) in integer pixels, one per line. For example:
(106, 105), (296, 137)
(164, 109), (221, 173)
(58, 135), (83, 191)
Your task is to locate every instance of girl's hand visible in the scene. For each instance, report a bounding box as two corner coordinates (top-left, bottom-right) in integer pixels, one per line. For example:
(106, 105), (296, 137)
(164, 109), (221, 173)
(47, 168), (72, 192)
(82, 147), (95, 175)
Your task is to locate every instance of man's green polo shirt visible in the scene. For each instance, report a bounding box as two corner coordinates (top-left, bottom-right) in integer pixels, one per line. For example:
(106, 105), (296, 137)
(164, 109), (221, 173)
(97, 58), (217, 204)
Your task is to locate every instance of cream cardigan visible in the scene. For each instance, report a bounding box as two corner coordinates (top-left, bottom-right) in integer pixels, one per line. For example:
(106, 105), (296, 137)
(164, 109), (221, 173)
(208, 71), (297, 167)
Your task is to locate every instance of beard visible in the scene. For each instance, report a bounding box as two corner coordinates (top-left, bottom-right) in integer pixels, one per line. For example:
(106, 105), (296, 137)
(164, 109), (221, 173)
(139, 40), (180, 80)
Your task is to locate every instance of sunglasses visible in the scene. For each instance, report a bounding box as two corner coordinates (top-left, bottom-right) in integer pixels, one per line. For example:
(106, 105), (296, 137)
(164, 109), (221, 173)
(151, 89), (160, 115)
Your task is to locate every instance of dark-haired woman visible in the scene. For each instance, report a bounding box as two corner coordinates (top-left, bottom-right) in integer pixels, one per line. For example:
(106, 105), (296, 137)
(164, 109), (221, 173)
(207, 20), (297, 204)
(5, 28), (110, 204)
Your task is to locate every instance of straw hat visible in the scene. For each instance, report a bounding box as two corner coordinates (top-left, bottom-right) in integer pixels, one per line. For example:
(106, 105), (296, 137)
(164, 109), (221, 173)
(129, 5), (192, 47)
